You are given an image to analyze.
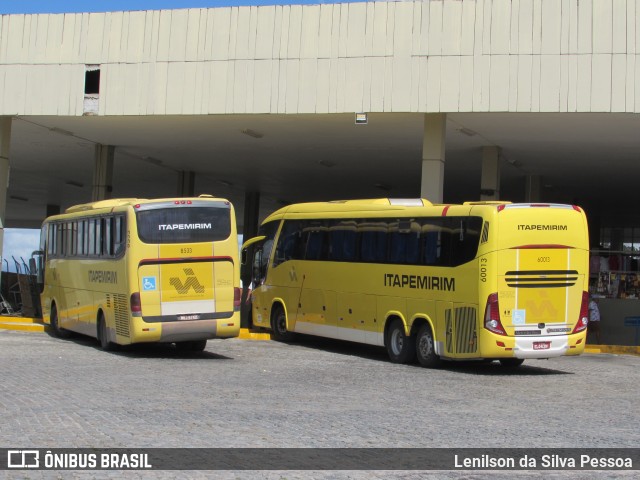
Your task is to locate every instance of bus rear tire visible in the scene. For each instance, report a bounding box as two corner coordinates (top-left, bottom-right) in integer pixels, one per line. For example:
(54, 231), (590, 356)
(385, 319), (415, 364)
(415, 323), (440, 368)
(271, 306), (294, 342)
(499, 358), (524, 368)
(176, 340), (207, 352)
(50, 304), (70, 339)
(97, 314), (116, 352)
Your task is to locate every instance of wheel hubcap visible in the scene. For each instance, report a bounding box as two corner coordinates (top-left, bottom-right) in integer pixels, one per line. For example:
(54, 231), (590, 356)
(391, 329), (403, 355)
(419, 334), (432, 357)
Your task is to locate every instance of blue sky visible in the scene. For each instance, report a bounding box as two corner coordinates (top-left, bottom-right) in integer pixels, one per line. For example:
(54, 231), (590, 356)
(0, 0), (351, 15)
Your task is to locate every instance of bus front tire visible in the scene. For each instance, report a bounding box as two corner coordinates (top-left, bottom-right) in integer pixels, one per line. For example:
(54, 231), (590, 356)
(271, 306), (294, 342)
(415, 323), (441, 368)
(499, 358), (524, 368)
(50, 304), (70, 339)
(385, 319), (415, 364)
(97, 314), (116, 352)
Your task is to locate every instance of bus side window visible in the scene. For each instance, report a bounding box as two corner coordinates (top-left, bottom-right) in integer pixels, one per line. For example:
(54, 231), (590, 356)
(329, 220), (357, 261)
(274, 220), (303, 267)
(113, 215), (125, 256)
(304, 222), (328, 261)
(359, 220), (388, 263)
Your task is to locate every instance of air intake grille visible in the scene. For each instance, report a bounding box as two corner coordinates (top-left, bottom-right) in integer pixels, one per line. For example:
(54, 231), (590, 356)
(455, 307), (477, 354)
(444, 307), (478, 354)
(113, 294), (130, 338)
(505, 270), (579, 288)
(480, 221), (489, 244)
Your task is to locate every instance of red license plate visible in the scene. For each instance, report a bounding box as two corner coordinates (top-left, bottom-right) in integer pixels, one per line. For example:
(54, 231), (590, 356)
(533, 341), (551, 350)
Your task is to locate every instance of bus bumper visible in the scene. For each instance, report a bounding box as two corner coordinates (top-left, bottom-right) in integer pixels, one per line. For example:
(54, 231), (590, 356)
(130, 315), (240, 343)
(480, 331), (586, 359)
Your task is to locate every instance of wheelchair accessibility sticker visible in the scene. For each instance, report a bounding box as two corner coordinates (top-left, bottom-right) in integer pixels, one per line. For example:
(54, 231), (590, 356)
(142, 277), (157, 291)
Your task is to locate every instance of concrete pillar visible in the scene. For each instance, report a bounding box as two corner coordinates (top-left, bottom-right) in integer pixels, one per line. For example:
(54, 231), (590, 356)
(480, 146), (501, 201)
(241, 190), (260, 329)
(177, 171), (195, 197)
(525, 174), (541, 203)
(92, 144), (114, 201)
(420, 113), (446, 203)
(0, 117), (11, 274)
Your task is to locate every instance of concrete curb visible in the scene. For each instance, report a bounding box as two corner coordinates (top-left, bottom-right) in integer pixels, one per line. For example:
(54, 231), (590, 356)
(0, 315), (272, 340)
(584, 345), (640, 356)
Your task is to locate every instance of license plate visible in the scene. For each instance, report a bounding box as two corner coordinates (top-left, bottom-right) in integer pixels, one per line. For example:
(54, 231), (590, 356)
(533, 341), (551, 350)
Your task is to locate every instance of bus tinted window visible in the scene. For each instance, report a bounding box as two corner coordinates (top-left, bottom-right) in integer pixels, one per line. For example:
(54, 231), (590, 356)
(136, 207), (231, 244)
(275, 220), (308, 266)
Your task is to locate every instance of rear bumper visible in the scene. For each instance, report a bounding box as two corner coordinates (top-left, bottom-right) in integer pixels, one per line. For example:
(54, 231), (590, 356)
(130, 314), (240, 343)
(480, 331), (586, 359)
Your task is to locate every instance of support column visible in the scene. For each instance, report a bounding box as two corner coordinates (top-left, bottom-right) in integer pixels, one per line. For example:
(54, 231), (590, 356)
(480, 146), (501, 201)
(92, 144), (114, 201)
(0, 117), (12, 276)
(525, 174), (541, 203)
(241, 190), (260, 329)
(420, 113), (446, 203)
(177, 171), (195, 197)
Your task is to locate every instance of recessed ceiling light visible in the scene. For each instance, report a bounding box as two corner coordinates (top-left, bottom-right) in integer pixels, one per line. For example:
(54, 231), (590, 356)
(457, 127), (477, 137)
(318, 160), (336, 168)
(241, 129), (264, 139)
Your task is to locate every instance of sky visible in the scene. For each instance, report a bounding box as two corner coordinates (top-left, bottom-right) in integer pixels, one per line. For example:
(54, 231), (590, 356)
(0, 0), (355, 15)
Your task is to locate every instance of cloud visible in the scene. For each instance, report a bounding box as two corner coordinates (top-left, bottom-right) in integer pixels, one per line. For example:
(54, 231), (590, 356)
(2, 228), (41, 273)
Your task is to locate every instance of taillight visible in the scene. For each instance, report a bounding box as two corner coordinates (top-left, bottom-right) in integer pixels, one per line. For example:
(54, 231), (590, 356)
(572, 291), (589, 334)
(484, 293), (506, 336)
(234, 287), (241, 311)
(130, 292), (142, 317)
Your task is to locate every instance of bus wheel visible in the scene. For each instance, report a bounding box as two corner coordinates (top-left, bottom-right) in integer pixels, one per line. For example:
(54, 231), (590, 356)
(50, 304), (69, 339)
(385, 319), (415, 364)
(97, 314), (116, 352)
(176, 340), (207, 352)
(271, 306), (294, 342)
(499, 358), (524, 368)
(415, 323), (440, 368)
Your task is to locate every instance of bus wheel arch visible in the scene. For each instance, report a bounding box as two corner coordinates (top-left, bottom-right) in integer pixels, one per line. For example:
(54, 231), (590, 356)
(384, 315), (415, 364)
(96, 310), (116, 352)
(270, 302), (294, 342)
(413, 319), (441, 368)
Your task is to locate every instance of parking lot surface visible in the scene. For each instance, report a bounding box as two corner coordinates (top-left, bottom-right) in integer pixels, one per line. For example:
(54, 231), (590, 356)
(1, 329), (639, 479)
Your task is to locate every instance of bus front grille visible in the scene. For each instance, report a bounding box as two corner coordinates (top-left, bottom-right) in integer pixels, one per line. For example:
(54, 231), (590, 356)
(504, 270), (579, 288)
(113, 294), (130, 338)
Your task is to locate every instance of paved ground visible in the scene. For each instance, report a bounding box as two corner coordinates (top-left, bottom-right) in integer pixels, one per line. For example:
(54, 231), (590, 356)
(1, 329), (638, 479)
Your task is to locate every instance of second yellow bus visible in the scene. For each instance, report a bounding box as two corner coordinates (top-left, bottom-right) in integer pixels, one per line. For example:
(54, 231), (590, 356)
(243, 198), (590, 367)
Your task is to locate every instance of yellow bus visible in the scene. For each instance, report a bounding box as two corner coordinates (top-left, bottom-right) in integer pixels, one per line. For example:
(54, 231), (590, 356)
(34, 195), (241, 351)
(242, 198), (590, 367)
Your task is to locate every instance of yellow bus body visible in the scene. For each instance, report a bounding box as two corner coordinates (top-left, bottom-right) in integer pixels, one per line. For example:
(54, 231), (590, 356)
(244, 199), (589, 366)
(38, 196), (240, 350)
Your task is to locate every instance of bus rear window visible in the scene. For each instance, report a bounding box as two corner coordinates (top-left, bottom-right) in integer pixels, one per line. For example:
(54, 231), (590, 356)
(136, 206), (231, 244)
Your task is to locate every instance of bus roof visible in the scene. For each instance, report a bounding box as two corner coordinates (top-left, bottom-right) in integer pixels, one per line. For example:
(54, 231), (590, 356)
(262, 198), (583, 223)
(63, 195), (226, 214)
